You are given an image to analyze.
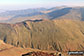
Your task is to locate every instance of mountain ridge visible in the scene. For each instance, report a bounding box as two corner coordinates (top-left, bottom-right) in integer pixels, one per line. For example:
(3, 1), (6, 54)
(0, 19), (84, 52)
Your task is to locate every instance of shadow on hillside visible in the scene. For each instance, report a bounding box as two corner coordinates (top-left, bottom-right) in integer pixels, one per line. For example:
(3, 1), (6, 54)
(48, 7), (72, 19)
(27, 19), (43, 22)
(80, 8), (84, 21)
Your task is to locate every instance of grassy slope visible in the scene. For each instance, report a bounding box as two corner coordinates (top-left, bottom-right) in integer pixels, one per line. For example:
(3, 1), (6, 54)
(0, 19), (84, 52)
(0, 40), (32, 56)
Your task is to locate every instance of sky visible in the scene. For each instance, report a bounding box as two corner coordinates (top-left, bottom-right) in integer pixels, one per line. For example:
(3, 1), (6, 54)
(0, 0), (84, 10)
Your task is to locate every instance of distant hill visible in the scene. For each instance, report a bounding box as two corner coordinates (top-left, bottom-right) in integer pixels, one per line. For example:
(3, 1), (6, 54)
(0, 8), (47, 22)
(47, 7), (84, 21)
(1, 6), (84, 23)
(2, 6), (84, 23)
(48, 7), (72, 19)
(0, 6), (67, 23)
(6, 15), (49, 23)
(0, 8), (47, 16)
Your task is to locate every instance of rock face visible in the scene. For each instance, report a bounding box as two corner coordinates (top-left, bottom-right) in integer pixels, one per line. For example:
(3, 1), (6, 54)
(0, 19), (84, 52)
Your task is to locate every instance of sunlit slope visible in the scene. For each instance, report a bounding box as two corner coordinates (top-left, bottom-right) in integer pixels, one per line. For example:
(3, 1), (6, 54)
(0, 40), (32, 56)
(0, 19), (84, 52)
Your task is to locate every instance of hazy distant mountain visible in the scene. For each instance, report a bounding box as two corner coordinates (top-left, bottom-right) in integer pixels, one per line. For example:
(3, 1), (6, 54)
(0, 8), (47, 16)
(0, 8), (47, 21)
(48, 7), (72, 19)
(6, 15), (49, 23)
(1, 6), (84, 23)
(48, 6), (67, 11)
(0, 6), (66, 21)
(0, 6), (66, 23)
(0, 9), (6, 13)
(47, 7), (84, 21)
(41, 6), (66, 14)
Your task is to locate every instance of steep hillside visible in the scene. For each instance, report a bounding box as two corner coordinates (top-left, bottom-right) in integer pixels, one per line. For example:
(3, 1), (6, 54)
(0, 40), (32, 56)
(0, 19), (84, 52)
